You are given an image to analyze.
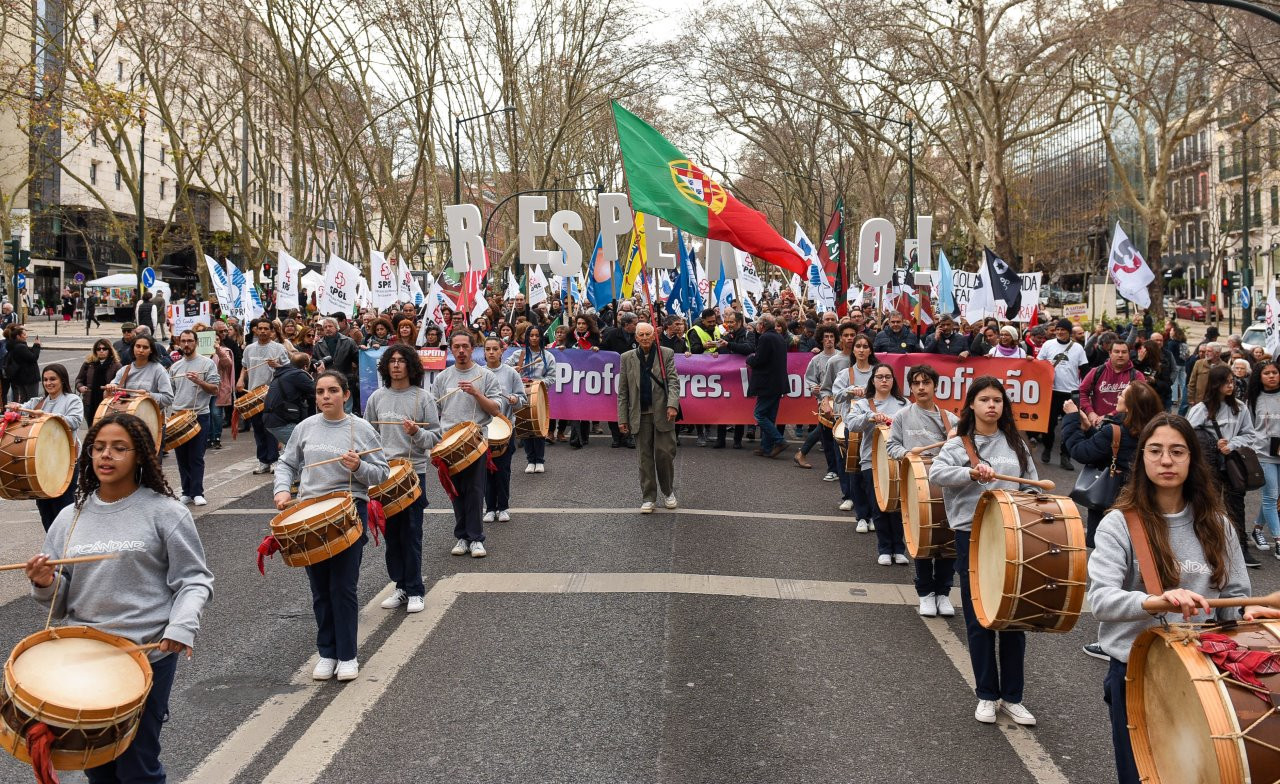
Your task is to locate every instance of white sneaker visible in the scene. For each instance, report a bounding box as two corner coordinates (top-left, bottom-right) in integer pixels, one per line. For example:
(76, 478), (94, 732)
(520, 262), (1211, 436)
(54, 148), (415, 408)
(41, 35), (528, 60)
(640, 501), (655, 514)
(919, 593), (938, 617)
(469, 541), (487, 558)
(193, 495), (207, 507)
(822, 472), (838, 482)
(839, 500), (854, 511)
(877, 554), (892, 566)
(312, 657), (338, 680)
(497, 510), (510, 522)
(867, 520), (876, 531)
(336, 659), (359, 681)
(180, 495), (193, 505)
(975, 699), (998, 724)
(936, 595), (956, 617)
(406, 596), (425, 614)
(534, 463), (545, 473)
(380, 589), (407, 610)
(483, 511), (496, 523)
(1000, 701), (1037, 726)
(855, 519), (869, 533)
(665, 494), (678, 509)
(450, 539), (468, 556)
(252, 462), (271, 475)
(525, 464), (536, 474)
(893, 553), (910, 565)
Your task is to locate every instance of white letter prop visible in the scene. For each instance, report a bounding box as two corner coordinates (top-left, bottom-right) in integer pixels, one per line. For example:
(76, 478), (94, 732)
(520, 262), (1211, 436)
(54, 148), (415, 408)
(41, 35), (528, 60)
(598, 193), (630, 265)
(547, 209), (584, 276)
(642, 213), (677, 269)
(704, 239), (740, 282)
(518, 195), (550, 267)
(444, 204), (484, 273)
(858, 218), (895, 286)
(914, 216), (933, 273)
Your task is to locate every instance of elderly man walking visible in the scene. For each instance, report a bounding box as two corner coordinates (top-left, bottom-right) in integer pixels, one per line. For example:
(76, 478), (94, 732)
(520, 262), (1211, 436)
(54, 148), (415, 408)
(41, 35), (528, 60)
(617, 323), (682, 513)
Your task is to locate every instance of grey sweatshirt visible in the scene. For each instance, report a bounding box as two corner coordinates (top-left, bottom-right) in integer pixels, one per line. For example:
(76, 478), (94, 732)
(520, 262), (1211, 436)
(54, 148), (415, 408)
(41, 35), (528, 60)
(804, 350), (838, 396)
(21, 391), (85, 437)
(363, 386), (442, 474)
(432, 363), (502, 431)
(930, 432), (1040, 531)
(273, 414), (391, 501)
(848, 395), (907, 469)
(830, 364), (874, 425)
(1251, 390), (1280, 463)
(168, 354), (219, 414)
(886, 403), (953, 459)
(1187, 400), (1260, 453)
(33, 488), (214, 657)
(1088, 506), (1249, 662)
(819, 351), (853, 400)
(111, 360), (174, 409)
(243, 340), (290, 390)
(486, 363), (528, 420)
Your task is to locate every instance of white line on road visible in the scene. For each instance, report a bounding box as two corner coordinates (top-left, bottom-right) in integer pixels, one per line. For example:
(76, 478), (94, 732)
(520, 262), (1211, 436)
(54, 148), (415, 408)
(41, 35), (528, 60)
(207, 506), (854, 523)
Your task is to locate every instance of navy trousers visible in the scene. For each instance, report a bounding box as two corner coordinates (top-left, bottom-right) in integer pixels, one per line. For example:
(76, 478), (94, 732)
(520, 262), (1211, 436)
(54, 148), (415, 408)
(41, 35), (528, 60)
(954, 530), (1025, 702)
(450, 459), (487, 543)
(249, 411), (279, 465)
(486, 446), (514, 512)
(85, 653), (178, 784)
(860, 471), (905, 556)
(523, 435), (545, 465)
(1105, 659), (1140, 783)
(175, 412), (211, 498)
(385, 476), (426, 597)
(913, 555), (956, 597)
(305, 500), (367, 661)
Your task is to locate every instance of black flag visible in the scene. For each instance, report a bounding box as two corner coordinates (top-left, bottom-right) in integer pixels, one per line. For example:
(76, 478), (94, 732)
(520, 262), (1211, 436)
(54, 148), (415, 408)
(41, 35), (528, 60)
(984, 248), (1022, 317)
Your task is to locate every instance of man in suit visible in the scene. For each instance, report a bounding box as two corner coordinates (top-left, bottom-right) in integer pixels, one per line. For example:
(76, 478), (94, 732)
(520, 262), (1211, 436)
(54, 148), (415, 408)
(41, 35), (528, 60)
(747, 313), (790, 458)
(617, 322), (681, 514)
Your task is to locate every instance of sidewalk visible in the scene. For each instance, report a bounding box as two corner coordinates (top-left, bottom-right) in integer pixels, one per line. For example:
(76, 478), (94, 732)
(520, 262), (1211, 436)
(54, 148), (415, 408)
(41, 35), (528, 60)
(17, 315), (136, 351)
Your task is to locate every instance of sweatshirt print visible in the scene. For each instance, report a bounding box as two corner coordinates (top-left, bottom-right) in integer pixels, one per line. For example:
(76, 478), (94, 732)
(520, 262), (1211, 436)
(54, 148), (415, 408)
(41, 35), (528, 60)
(930, 432), (1039, 531)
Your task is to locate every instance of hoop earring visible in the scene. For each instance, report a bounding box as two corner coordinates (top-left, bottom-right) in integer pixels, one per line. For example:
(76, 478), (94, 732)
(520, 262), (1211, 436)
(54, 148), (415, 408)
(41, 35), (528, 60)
(135, 466), (143, 483)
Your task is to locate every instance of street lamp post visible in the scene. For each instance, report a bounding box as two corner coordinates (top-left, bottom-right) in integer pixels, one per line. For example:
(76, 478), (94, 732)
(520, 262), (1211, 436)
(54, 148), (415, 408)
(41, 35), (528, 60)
(849, 109), (915, 238)
(1182, 0), (1280, 25)
(453, 106), (517, 206)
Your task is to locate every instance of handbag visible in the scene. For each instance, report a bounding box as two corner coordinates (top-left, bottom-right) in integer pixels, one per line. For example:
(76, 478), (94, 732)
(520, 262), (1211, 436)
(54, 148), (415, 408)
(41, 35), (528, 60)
(1069, 424), (1125, 510)
(1211, 419), (1265, 493)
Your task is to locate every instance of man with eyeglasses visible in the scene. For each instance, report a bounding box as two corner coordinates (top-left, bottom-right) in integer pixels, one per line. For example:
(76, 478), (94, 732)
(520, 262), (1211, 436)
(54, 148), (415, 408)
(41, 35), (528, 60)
(169, 330), (220, 505)
(114, 322), (137, 366)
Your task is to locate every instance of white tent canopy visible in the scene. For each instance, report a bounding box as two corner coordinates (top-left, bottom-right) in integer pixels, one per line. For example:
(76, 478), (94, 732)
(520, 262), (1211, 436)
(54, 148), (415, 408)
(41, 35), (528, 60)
(85, 273), (139, 288)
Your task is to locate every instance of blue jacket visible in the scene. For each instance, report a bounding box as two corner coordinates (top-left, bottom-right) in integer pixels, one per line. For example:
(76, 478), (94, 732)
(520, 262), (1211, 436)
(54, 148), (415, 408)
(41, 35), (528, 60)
(1063, 411), (1138, 480)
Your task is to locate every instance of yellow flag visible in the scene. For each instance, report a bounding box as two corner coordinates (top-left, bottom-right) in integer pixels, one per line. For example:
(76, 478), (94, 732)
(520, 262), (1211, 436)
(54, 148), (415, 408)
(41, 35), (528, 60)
(621, 212), (646, 298)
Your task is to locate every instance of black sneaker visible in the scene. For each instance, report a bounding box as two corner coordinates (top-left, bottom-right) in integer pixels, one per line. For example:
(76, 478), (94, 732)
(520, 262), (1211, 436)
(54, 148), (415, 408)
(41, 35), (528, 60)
(1041, 448), (1052, 463)
(1273, 540), (1280, 561)
(1059, 455), (1074, 471)
(1245, 551), (1263, 569)
(1082, 643), (1110, 661)
(1252, 527), (1270, 550)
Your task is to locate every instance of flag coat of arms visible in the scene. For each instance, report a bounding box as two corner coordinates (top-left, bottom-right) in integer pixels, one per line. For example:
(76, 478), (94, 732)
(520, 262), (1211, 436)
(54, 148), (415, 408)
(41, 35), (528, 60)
(612, 102), (806, 276)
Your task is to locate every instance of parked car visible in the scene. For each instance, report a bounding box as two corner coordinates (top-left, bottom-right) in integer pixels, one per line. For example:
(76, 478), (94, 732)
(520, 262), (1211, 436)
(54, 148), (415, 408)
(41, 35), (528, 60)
(1174, 299), (1219, 322)
(1243, 323), (1267, 354)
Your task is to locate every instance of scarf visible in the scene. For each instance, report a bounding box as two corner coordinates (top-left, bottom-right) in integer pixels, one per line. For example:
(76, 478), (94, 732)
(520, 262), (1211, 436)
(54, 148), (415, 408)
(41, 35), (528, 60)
(993, 344), (1022, 357)
(574, 331), (593, 350)
(638, 346), (657, 409)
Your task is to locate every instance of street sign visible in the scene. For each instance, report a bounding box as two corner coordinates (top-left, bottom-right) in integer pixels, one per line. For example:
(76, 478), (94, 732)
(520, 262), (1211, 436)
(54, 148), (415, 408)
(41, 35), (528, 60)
(15, 273), (25, 290)
(1241, 289), (1252, 310)
(141, 266), (156, 288)
(73, 272), (85, 283)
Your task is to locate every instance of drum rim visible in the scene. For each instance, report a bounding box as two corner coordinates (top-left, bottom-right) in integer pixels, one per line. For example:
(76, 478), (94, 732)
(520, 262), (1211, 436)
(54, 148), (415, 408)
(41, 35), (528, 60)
(431, 422), (487, 475)
(871, 426), (900, 511)
(5, 626), (153, 728)
(902, 453), (928, 555)
(0, 414), (76, 501)
(270, 490), (356, 535)
(971, 490), (1017, 630)
(0, 708), (141, 770)
(281, 517), (363, 567)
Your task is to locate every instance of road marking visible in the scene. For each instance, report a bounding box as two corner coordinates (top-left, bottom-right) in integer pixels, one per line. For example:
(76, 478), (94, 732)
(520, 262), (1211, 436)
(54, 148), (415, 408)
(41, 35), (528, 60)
(920, 617), (1072, 784)
(182, 582), (400, 784)
(209, 506), (854, 523)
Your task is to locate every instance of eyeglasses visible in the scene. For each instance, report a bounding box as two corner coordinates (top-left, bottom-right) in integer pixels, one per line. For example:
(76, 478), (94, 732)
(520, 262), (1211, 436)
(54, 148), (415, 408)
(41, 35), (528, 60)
(89, 444), (135, 458)
(873, 374), (894, 380)
(1143, 445), (1190, 462)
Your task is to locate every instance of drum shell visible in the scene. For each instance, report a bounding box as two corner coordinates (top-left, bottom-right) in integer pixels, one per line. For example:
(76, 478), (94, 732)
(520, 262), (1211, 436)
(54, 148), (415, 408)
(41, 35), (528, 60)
(430, 422), (487, 476)
(162, 410), (201, 452)
(513, 380), (549, 440)
(817, 409), (836, 429)
(0, 626), (153, 771)
(0, 414), (75, 501)
(95, 394), (163, 452)
(901, 453), (954, 559)
(369, 459), (422, 518)
(269, 491), (362, 567)
(871, 426), (900, 511)
(233, 385), (268, 420)
(487, 415), (513, 458)
(970, 490), (1086, 633)
(1128, 622), (1280, 784)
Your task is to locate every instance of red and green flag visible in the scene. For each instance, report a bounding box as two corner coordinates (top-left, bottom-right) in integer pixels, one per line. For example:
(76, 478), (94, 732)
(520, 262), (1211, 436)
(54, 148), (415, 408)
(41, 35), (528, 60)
(820, 199), (846, 316)
(611, 102), (806, 276)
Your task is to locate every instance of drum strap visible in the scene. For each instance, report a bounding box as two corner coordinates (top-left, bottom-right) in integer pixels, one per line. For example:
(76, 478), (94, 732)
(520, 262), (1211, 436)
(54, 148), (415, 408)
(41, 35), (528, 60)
(120, 363), (132, 388)
(32, 397), (45, 412)
(961, 436), (981, 467)
(1122, 509), (1164, 594)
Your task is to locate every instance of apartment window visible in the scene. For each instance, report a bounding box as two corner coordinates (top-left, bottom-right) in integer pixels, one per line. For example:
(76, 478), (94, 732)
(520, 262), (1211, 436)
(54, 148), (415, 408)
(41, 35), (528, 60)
(93, 13), (100, 31)
(1271, 129), (1279, 168)
(116, 60), (123, 82)
(1188, 221), (1198, 251)
(159, 179), (166, 200)
(89, 128), (97, 147)
(1200, 172), (1209, 206)
(1255, 189), (1264, 225)
(1202, 220), (1210, 248)
(114, 170), (121, 190)
(1221, 197), (1229, 225)
(89, 163), (97, 185)
(160, 146), (165, 166)
(1186, 176), (1195, 208)
(1174, 227), (1183, 253)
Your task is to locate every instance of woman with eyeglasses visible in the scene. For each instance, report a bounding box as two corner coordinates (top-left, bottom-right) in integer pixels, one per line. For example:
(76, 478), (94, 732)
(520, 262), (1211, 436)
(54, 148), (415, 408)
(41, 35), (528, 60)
(76, 338), (122, 423)
(23, 412), (213, 783)
(830, 333), (877, 530)
(846, 363), (908, 563)
(7, 363), (84, 528)
(1087, 414), (1273, 784)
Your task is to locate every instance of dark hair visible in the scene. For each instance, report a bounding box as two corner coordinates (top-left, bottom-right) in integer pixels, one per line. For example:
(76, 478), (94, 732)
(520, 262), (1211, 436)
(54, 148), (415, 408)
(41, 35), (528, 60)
(131, 334), (157, 361)
(371, 317), (393, 337)
(1120, 381), (1164, 438)
(524, 325), (544, 347)
(814, 324), (839, 346)
(955, 376), (1030, 475)
(86, 338), (117, 363)
(179, 329), (197, 342)
(907, 364), (940, 387)
(76, 413), (174, 507)
(851, 333), (877, 364)
(869, 363), (907, 404)
(377, 344), (424, 388)
(250, 317), (273, 333)
(40, 363), (71, 395)
(1247, 359), (1280, 417)
(1115, 414), (1229, 590)
(1137, 339), (1162, 374)
(450, 330), (474, 347)
(315, 370), (349, 393)
(1202, 364), (1240, 416)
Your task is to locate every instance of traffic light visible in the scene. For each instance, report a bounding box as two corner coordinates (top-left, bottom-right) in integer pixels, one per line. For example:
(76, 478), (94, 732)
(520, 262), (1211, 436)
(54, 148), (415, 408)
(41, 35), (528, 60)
(17, 249), (29, 272)
(1244, 267), (1255, 289)
(1222, 275), (1233, 296)
(139, 249), (147, 264)
(1230, 271), (1242, 290)
(262, 261), (272, 278)
(2, 239), (16, 267)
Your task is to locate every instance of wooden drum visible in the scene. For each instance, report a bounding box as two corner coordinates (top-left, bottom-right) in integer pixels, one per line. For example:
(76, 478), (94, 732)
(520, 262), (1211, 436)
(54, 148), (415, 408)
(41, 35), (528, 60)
(0, 626), (153, 771)
(817, 408), (836, 429)
(268, 491), (362, 567)
(1128, 622), (1280, 784)
(95, 392), (163, 452)
(871, 426), (900, 511)
(161, 409), (201, 452)
(487, 415), (513, 458)
(514, 380), (549, 440)
(0, 412), (75, 501)
(369, 458), (421, 518)
(234, 385), (268, 420)
(901, 453), (954, 559)
(429, 422), (487, 476)
(970, 490), (1086, 633)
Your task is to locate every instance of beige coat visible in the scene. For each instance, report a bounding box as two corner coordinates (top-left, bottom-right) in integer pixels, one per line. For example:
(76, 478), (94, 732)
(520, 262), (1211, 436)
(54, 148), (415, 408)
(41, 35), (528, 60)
(1188, 358), (1218, 407)
(617, 345), (681, 432)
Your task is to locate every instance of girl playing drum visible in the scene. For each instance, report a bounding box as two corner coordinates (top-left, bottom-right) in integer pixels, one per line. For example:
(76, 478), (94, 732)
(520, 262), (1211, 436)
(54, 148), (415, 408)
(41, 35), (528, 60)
(930, 376), (1040, 727)
(829, 332), (876, 528)
(7, 362), (85, 529)
(847, 363), (908, 565)
(104, 334), (174, 410)
(273, 371), (390, 682)
(508, 325), (555, 472)
(23, 412), (213, 783)
(1087, 414), (1276, 784)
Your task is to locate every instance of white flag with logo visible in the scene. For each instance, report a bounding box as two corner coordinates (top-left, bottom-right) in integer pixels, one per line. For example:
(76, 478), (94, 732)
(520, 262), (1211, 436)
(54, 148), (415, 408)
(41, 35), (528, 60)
(1108, 222), (1154, 308)
(738, 252), (765, 298)
(369, 251), (398, 310)
(321, 254), (360, 316)
(395, 260), (413, 303)
(504, 268), (520, 300)
(527, 264), (549, 306)
(1267, 281), (1280, 360)
(276, 250), (305, 311)
(204, 254), (232, 311)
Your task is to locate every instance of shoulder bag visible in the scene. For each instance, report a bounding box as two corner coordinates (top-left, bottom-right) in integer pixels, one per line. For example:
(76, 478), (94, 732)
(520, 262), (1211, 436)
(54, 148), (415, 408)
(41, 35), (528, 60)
(1211, 418), (1265, 493)
(1069, 424), (1125, 510)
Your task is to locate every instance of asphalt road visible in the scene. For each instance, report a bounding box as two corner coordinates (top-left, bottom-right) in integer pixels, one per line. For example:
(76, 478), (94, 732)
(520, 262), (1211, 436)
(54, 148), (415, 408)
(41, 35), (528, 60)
(1, 425), (1276, 784)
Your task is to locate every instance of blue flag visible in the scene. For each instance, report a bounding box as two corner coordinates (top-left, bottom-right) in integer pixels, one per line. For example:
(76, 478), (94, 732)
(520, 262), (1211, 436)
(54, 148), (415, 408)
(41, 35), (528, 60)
(585, 234), (613, 309)
(937, 249), (957, 317)
(668, 230), (704, 316)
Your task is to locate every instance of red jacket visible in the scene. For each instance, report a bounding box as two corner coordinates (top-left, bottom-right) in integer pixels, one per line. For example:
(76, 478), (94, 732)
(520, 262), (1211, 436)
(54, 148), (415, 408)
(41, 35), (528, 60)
(1080, 361), (1138, 418)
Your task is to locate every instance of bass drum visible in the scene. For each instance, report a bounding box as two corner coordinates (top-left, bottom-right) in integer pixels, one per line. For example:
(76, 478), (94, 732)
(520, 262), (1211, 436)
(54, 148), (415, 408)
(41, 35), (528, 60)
(901, 453), (954, 559)
(871, 426), (900, 512)
(95, 393), (163, 453)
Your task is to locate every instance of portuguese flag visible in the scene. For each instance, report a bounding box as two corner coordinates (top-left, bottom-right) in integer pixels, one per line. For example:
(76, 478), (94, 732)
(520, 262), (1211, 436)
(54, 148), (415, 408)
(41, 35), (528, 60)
(612, 102), (807, 276)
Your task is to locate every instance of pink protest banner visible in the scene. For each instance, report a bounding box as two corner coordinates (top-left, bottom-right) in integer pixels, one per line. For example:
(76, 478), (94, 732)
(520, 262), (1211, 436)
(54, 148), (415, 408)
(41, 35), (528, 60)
(876, 353), (1053, 432)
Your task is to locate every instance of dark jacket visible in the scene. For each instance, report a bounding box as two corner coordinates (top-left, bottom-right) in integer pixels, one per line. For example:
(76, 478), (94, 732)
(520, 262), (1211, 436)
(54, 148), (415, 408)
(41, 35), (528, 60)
(923, 331), (970, 356)
(659, 331), (688, 353)
(4, 337), (41, 386)
(719, 326), (756, 356)
(314, 333), (358, 377)
(746, 330), (789, 397)
(873, 326), (920, 355)
(601, 325), (637, 354)
(264, 364), (317, 429)
(1063, 412), (1138, 483)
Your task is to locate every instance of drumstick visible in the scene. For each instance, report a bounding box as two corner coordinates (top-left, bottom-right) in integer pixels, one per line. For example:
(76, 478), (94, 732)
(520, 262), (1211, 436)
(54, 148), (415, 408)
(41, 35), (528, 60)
(1143, 590), (1280, 614)
(982, 472), (1055, 491)
(371, 420), (434, 426)
(0, 553), (120, 572)
(436, 387), (465, 405)
(909, 441), (947, 454)
(304, 447), (384, 468)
